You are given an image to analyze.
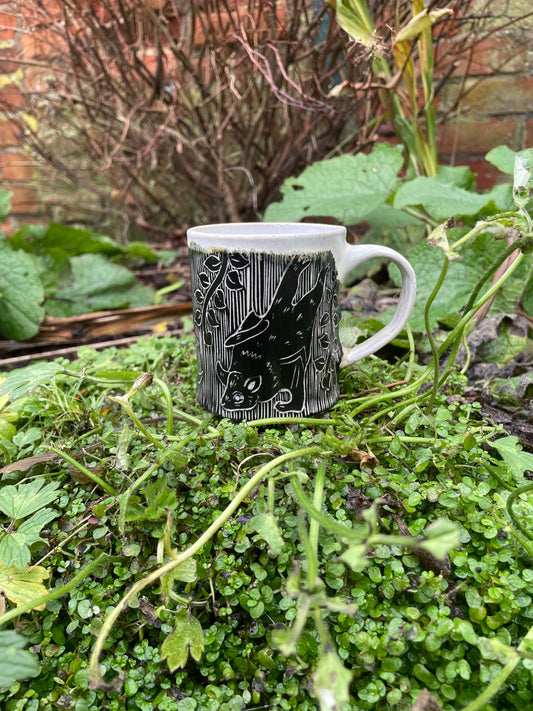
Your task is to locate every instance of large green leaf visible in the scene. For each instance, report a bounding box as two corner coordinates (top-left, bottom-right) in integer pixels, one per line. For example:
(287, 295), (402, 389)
(391, 233), (530, 331)
(264, 144), (404, 223)
(10, 223), (157, 262)
(0, 243), (45, 340)
(393, 177), (513, 220)
(0, 362), (65, 402)
(45, 253), (156, 317)
(0, 630), (40, 688)
(485, 145), (516, 175)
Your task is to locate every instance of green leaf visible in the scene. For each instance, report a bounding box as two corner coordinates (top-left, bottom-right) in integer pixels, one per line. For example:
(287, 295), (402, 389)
(10, 223), (157, 261)
(419, 519), (460, 559)
(45, 253), (156, 316)
(485, 145), (516, 175)
(0, 478), (60, 519)
(490, 436), (533, 479)
(264, 144), (404, 223)
(0, 361), (65, 402)
(248, 513), (285, 556)
(393, 177), (510, 220)
(313, 647), (352, 711)
(0, 533), (31, 570)
(0, 561), (50, 609)
(392, 233), (526, 331)
(0, 190), (12, 223)
(0, 242), (45, 340)
(0, 630), (40, 688)
(161, 609), (204, 671)
(340, 543), (368, 572)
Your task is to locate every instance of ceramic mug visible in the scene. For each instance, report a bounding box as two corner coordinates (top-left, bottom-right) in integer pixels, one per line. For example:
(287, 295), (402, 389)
(187, 223), (416, 421)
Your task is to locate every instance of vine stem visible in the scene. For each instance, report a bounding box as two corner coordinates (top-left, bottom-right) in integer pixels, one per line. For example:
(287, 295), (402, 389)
(88, 445), (323, 689)
(46, 446), (117, 496)
(460, 623), (533, 711)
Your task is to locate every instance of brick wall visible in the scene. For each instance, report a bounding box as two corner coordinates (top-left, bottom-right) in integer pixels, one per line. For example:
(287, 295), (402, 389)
(436, 0), (533, 187)
(1, 0), (533, 228)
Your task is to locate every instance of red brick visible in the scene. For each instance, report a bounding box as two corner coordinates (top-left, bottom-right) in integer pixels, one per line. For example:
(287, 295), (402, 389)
(0, 47), (18, 73)
(1, 152), (35, 181)
(0, 83), (24, 108)
(0, 10), (17, 40)
(0, 118), (20, 147)
(437, 36), (528, 78)
(524, 119), (533, 147)
(23, 66), (52, 93)
(437, 116), (522, 155)
(9, 186), (40, 214)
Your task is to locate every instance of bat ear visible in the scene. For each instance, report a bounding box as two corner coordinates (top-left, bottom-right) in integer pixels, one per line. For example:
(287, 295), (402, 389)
(216, 361), (230, 385)
(226, 315), (269, 347)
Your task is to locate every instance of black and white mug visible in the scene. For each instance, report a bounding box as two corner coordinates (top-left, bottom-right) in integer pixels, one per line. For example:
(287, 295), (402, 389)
(187, 223), (416, 421)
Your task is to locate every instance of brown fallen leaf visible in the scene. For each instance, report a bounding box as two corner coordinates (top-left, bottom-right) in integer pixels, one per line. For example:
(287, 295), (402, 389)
(0, 452), (59, 476)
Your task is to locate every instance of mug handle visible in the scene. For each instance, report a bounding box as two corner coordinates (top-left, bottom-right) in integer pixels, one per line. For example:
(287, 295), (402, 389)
(337, 244), (417, 368)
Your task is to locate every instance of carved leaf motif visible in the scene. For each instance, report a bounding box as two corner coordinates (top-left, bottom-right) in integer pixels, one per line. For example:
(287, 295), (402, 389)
(203, 331), (213, 346)
(213, 290), (226, 309)
(204, 255), (222, 272)
(226, 270), (244, 291)
(319, 333), (330, 349)
(320, 313), (330, 328)
(194, 309), (202, 326)
(194, 289), (205, 304)
(314, 356), (327, 372)
(207, 311), (219, 328)
(229, 254), (249, 270)
(198, 272), (210, 288)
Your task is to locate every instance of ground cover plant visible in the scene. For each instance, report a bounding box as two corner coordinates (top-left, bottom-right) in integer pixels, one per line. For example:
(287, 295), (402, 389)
(0, 151), (533, 710)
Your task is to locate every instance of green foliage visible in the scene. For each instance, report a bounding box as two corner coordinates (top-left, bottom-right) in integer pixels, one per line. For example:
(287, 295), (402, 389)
(0, 478), (61, 569)
(0, 239), (45, 340)
(264, 144), (404, 223)
(0, 330), (532, 710)
(0, 195), (162, 340)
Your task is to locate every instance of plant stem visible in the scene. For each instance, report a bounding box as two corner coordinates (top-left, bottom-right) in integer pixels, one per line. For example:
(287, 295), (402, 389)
(110, 396), (164, 451)
(460, 623), (533, 711)
(88, 445), (322, 689)
(46, 446), (117, 496)
(153, 377), (174, 436)
(307, 460), (327, 587)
